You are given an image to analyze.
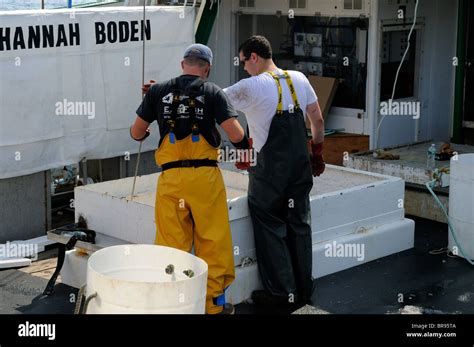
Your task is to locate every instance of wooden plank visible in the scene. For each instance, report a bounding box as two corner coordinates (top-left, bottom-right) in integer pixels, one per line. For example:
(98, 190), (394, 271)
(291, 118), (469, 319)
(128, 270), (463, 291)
(306, 76), (339, 128)
(405, 189), (449, 223)
(324, 133), (370, 166)
(18, 257), (60, 281)
(46, 231), (130, 253)
(47, 232), (102, 253)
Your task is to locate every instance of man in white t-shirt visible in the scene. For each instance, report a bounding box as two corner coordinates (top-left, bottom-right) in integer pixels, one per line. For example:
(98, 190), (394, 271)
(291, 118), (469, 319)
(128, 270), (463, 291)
(223, 35), (325, 308)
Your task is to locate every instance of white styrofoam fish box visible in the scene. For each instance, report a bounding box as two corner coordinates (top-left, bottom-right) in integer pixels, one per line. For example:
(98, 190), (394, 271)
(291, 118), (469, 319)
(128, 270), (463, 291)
(72, 166), (414, 304)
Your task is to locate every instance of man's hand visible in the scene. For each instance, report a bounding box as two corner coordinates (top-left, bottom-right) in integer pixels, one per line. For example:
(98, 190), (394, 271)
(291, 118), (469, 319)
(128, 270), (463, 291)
(308, 140), (325, 177)
(142, 80), (156, 95)
(235, 138), (254, 171)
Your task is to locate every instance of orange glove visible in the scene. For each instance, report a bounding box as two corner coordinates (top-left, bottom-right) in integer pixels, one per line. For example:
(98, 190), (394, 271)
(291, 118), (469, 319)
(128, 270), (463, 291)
(235, 138), (254, 171)
(142, 79), (156, 95)
(309, 140), (325, 177)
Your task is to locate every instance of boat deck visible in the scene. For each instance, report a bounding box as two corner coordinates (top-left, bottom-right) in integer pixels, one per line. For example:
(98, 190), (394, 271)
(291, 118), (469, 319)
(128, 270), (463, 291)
(1, 216), (473, 315)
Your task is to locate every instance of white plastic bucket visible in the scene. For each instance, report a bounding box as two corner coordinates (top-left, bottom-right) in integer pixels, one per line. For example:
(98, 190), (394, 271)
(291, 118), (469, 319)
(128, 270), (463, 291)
(449, 154), (474, 260)
(85, 245), (208, 314)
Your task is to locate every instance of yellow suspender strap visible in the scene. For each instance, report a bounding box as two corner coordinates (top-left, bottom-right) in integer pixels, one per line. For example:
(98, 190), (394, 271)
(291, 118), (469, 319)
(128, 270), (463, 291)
(282, 70), (301, 110)
(267, 71), (284, 114)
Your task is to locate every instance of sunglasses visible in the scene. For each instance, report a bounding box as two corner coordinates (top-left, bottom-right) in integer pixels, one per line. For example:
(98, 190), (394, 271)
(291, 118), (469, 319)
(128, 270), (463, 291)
(240, 57), (250, 66)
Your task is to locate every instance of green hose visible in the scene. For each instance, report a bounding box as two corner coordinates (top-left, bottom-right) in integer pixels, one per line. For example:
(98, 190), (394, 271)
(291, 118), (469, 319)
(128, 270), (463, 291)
(426, 179), (474, 266)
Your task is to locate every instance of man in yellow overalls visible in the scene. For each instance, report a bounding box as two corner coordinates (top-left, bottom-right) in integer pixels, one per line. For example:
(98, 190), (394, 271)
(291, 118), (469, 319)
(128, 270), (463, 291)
(130, 44), (250, 314)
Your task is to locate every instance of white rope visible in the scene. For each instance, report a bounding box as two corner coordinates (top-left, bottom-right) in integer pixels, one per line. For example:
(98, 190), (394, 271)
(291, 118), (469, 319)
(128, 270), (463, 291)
(376, 0), (419, 148)
(130, 0), (147, 201)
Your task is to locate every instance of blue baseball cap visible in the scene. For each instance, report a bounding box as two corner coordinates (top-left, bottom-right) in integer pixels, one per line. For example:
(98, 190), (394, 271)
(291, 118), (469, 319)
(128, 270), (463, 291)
(183, 43), (213, 65)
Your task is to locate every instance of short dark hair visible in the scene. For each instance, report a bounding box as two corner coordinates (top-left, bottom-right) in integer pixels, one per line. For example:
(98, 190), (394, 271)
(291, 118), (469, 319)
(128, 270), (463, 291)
(183, 56), (210, 68)
(239, 35), (272, 60)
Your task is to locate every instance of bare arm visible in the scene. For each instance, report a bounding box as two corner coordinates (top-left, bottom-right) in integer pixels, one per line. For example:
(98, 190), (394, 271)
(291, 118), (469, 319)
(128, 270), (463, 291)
(130, 116), (150, 141)
(307, 102), (324, 144)
(220, 118), (245, 143)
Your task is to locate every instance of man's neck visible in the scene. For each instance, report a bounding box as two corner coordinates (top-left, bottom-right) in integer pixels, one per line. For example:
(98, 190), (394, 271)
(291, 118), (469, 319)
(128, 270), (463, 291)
(257, 60), (278, 75)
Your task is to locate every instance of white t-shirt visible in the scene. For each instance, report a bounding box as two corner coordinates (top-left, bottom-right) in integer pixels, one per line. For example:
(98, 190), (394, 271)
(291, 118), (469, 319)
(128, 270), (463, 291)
(223, 69), (318, 152)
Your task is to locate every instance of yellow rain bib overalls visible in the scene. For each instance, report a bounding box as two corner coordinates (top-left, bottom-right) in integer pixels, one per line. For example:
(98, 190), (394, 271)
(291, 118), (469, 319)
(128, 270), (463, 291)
(154, 78), (235, 314)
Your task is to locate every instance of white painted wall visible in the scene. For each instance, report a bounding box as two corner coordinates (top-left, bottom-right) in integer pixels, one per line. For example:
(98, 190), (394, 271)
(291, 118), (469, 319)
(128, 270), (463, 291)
(207, 0), (458, 148)
(230, 0), (371, 17)
(377, 0), (458, 148)
(424, 0), (458, 142)
(207, 0), (235, 89)
(206, 0), (247, 143)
